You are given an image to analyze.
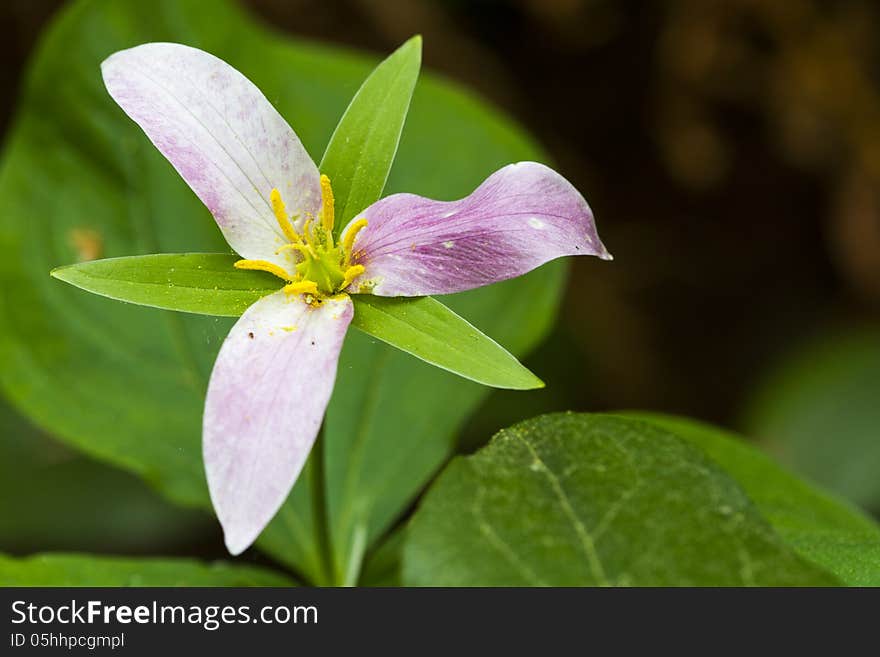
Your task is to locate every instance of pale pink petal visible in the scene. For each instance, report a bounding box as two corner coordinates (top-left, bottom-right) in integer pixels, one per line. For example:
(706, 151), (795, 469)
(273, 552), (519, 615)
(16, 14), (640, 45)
(203, 291), (353, 555)
(102, 43), (320, 271)
(343, 162), (610, 296)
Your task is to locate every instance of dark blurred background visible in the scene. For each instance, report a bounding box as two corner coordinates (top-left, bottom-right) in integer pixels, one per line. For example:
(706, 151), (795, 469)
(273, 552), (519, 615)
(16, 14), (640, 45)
(2, 0), (878, 556)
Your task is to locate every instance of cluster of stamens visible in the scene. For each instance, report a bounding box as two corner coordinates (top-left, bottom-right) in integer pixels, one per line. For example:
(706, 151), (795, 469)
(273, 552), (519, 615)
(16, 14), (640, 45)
(234, 175), (367, 304)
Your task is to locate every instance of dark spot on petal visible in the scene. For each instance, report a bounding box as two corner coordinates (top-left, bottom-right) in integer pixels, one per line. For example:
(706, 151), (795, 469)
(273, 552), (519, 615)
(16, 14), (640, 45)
(311, 340), (316, 346)
(248, 332), (254, 339)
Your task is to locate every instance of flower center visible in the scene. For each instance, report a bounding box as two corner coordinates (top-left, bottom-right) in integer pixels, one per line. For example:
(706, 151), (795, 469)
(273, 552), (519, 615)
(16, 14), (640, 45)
(233, 175), (367, 303)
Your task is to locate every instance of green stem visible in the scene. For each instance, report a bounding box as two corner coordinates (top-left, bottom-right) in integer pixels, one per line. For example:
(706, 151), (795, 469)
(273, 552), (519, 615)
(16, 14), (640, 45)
(310, 427), (336, 586)
(341, 520), (368, 586)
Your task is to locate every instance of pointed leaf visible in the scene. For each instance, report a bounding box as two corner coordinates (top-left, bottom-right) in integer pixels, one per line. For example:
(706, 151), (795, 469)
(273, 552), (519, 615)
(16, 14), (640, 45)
(351, 295), (542, 390)
(51, 254), (278, 317)
(320, 36), (422, 237)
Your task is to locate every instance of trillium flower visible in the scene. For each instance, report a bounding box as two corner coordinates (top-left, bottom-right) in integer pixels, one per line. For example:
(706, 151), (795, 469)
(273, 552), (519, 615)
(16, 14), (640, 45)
(101, 42), (610, 555)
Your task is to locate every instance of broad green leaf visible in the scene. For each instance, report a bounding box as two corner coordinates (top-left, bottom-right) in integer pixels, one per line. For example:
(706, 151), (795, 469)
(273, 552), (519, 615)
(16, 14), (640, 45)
(633, 413), (880, 586)
(0, 391), (212, 555)
(0, 453), (213, 556)
(743, 329), (880, 512)
(350, 296), (542, 389)
(51, 254), (540, 389)
(320, 36), (421, 238)
(51, 254), (279, 317)
(402, 414), (838, 586)
(0, 0), (564, 585)
(0, 553), (293, 586)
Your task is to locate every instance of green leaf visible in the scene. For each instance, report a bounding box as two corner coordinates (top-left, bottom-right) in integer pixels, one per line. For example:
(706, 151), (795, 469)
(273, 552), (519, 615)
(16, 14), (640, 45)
(0, 0), (563, 585)
(0, 370), (213, 556)
(0, 453), (214, 556)
(632, 413), (880, 586)
(320, 36), (421, 238)
(402, 413), (838, 586)
(52, 254), (540, 389)
(743, 329), (880, 511)
(0, 553), (294, 586)
(351, 296), (542, 389)
(51, 254), (279, 317)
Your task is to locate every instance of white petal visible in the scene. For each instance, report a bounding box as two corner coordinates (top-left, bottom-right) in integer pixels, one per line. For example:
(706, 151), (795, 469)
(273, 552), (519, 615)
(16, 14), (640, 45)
(203, 291), (353, 554)
(102, 43), (320, 271)
(344, 162), (610, 296)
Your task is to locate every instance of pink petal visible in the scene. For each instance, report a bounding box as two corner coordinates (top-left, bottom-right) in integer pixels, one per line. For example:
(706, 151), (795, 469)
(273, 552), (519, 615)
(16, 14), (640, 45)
(102, 43), (320, 271)
(203, 291), (353, 555)
(344, 162), (610, 296)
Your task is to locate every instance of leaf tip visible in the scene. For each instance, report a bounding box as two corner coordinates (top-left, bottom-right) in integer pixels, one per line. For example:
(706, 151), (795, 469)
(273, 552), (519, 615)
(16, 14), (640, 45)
(524, 375), (545, 391)
(505, 370), (545, 391)
(49, 265), (69, 281)
(401, 34), (423, 62)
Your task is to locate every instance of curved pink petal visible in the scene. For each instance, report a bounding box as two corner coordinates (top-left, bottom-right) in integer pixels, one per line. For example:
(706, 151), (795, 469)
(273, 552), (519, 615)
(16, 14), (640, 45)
(203, 291), (353, 555)
(102, 43), (320, 271)
(343, 161), (610, 296)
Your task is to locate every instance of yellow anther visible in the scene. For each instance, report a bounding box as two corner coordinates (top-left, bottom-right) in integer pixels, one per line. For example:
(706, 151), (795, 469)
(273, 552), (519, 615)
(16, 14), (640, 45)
(235, 184), (363, 300)
(270, 188), (300, 244)
(234, 259), (292, 282)
(342, 264), (365, 289)
(276, 243), (300, 256)
(319, 174), (335, 232)
(283, 280), (319, 296)
(342, 218), (368, 262)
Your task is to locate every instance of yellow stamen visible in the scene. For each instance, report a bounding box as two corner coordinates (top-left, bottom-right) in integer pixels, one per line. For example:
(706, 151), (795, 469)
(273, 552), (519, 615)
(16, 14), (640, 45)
(270, 188), (300, 244)
(276, 243), (300, 255)
(342, 218), (368, 262)
(234, 258), (292, 282)
(283, 280), (319, 296)
(342, 264), (365, 289)
(233, 182), (364, 300)
(291, 241), (317, 260)
(320, 174), (335, 232)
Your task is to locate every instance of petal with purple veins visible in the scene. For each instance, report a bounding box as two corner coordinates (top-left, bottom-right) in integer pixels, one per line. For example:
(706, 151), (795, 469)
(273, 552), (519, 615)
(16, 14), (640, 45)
(203, 291), (353, 555)
(102, 43), (320, 271)
(343, 161), (610, 296)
